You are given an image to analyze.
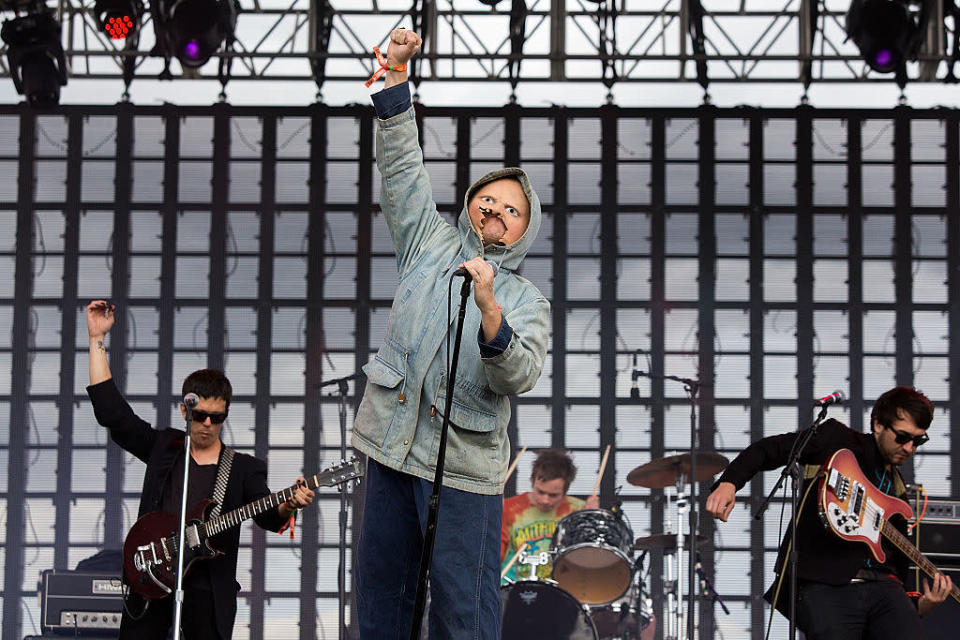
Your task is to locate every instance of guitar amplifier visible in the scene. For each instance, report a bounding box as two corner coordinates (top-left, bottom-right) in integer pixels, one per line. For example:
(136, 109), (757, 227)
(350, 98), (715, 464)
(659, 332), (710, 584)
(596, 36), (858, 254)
(39, 570), (124, 636)
(905, 495), (960, 640)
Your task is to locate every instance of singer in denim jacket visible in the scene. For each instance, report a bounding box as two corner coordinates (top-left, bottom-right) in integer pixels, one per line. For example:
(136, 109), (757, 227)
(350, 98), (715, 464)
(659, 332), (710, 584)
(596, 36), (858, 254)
(352, 31), (550, 639)
(351, 102), (550, 495)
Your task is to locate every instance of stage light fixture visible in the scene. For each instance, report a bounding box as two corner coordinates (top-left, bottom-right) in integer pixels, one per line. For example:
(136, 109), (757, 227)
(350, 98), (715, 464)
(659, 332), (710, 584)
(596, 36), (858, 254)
(845, 0), (924, 73)
(154, 0), (238, 69)
(1, 11), (67, 108)
(94, 0), (143, 41)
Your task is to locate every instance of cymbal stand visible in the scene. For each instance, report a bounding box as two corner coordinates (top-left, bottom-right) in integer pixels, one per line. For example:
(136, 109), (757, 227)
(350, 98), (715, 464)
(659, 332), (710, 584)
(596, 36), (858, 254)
(673, 471), (690, 640)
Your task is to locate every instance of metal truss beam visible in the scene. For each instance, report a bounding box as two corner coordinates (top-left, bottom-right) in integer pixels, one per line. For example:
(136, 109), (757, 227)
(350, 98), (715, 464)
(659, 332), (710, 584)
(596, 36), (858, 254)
(2, 2), (960, 89)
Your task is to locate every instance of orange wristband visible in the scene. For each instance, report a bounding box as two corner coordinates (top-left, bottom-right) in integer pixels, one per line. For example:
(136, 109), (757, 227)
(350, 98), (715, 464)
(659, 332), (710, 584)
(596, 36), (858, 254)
(365, 46), (408, 87)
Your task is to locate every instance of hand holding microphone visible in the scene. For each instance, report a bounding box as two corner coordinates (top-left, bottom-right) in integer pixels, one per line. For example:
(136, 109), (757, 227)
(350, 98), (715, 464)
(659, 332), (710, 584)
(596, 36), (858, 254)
(456, 257), (502, 342)
(453, 258), (499, 281)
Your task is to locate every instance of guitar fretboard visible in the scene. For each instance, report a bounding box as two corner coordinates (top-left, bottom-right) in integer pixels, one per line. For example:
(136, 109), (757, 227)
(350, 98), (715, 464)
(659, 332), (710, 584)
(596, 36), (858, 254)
(882, 520), (960, 603)
(200, 461), (360, 537)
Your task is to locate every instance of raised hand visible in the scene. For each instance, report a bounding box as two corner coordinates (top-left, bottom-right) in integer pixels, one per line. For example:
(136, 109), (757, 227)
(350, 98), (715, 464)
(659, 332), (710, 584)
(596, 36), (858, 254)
(386, 28), (422, 67)
(86, 300), (115, 339)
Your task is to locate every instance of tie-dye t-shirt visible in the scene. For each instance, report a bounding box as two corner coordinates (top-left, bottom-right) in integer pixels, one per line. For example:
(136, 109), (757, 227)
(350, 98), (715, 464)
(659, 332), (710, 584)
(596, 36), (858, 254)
(500, 492), (585, 583)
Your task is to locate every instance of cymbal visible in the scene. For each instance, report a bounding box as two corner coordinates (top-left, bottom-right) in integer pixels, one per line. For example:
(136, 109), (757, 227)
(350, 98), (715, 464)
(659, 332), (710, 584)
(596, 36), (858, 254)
(626, 451), (729, 488)
(634, 533), (709, 551)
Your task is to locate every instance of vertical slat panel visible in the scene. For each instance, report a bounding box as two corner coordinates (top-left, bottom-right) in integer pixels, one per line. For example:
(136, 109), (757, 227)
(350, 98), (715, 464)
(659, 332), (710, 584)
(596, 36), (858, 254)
(2, 107), (35, 640)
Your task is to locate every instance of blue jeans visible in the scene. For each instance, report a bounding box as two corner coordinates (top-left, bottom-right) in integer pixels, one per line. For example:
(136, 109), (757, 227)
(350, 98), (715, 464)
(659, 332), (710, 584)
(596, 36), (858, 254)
(795, 579), (923, 639)
(355, 459), (503, 640)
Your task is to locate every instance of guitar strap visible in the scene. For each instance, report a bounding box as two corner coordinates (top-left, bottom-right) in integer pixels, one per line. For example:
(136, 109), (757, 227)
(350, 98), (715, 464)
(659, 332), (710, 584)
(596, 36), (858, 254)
(209, 446), (235, 520)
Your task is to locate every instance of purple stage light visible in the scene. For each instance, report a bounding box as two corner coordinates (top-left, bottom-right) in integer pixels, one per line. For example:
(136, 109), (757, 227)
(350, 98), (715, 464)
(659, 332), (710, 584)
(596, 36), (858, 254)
(873, 49), (894, 69)
(184, 39), (201, 60)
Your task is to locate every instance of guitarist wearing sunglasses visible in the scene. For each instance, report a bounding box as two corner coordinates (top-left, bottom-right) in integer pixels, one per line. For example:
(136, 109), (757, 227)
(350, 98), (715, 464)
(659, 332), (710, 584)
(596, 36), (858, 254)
(706, 385), (954, 639)
(84, 300), (315, 640)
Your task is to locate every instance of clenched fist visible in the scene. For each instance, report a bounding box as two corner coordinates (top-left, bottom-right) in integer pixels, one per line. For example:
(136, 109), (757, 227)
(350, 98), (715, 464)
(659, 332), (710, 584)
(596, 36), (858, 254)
(386, 28), (422, 67)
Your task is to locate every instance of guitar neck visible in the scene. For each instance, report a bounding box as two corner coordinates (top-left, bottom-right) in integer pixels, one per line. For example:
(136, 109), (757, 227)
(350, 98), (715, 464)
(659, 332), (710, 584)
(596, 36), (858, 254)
(201, 472), (327, 538)
(882, 521), (960, 604)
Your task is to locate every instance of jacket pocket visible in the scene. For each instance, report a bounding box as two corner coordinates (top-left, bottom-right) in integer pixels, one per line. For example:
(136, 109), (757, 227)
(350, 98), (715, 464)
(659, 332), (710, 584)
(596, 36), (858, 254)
(363, 356), (404, 389)
(434, 393), (497, 433)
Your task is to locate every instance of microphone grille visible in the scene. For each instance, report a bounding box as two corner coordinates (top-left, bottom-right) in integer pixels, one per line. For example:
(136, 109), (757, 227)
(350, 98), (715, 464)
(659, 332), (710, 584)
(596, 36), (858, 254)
(486, 259), (500, 277)
(183, 393), (200, 408)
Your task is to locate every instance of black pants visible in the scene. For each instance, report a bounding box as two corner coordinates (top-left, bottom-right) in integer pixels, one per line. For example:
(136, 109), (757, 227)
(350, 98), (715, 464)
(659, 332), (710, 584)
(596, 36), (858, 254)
(119, 588), (220, 640)
(795, 579), (924, 640)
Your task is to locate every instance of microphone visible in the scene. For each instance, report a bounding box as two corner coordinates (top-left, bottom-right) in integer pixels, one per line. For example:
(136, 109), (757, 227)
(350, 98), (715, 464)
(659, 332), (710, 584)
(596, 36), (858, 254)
(453, 259), (500, 280)
(815, 390), (845, 407)
(630, 353), (640, 400)
(183, 393), (200, 408)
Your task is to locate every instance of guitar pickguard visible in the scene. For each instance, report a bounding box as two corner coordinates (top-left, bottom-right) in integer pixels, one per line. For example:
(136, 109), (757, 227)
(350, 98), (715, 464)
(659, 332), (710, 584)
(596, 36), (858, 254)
(823, 466), (884, 544)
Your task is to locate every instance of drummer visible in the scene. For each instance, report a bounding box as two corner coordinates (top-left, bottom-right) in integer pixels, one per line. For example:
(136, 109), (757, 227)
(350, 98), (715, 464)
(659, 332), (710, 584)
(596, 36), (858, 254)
(501, 448), (600, 582)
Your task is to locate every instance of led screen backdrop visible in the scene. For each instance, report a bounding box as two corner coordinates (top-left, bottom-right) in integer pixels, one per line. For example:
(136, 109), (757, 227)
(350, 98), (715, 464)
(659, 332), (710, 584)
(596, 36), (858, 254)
(1, 104), (959, 639)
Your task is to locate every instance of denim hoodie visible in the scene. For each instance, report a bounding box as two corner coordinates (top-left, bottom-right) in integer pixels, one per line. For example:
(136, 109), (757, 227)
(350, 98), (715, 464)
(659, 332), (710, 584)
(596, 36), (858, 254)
(351, 106), (551, 495)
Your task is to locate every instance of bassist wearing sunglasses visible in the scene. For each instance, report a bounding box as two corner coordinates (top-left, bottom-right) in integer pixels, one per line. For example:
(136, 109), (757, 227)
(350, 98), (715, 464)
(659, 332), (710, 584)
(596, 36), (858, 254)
(84, 300), (315, 639)
(706, 385), (954, 639)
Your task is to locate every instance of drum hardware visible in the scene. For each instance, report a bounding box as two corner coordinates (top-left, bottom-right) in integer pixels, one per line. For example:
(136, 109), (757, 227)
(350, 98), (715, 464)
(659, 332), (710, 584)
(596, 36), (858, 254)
(627, 450), (728, 640)
(518, 549), (551, 581)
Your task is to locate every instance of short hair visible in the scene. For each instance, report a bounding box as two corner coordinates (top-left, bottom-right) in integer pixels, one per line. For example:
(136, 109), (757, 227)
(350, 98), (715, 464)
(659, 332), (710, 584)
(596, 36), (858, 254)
(530, 449), (578, 492)
(181, 369), (232, 409)
(871, 385), (934, 432)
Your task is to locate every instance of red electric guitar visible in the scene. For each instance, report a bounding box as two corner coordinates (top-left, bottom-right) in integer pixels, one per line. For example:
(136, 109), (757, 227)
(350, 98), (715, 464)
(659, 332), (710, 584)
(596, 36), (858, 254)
(818, 448), (960, 603)
(123, 458), (363, 599)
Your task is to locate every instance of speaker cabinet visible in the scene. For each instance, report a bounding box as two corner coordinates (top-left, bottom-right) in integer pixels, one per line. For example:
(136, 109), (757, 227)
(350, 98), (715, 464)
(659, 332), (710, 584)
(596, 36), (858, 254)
(906, 498), (960, 640)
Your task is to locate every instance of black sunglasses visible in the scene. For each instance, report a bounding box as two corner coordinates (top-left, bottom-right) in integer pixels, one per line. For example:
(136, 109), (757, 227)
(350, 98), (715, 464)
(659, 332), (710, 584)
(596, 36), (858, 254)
(886, 425), (928, 448)
(191, 409), (228, 424)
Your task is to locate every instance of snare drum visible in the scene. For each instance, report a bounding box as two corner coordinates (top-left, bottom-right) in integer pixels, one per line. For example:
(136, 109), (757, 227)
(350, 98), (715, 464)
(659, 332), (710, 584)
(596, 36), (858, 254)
(501, 580), (597, 640)
(551, 509), (635, 605)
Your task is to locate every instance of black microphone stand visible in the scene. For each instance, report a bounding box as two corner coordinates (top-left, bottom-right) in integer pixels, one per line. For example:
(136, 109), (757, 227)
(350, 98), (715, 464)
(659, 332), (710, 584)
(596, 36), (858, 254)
(754, 404), (830, 640)
(634, 370), (703, 639)
(172, 397), (196, 640)
(694, 551), (730, 615)
(318, 371), (365, 640)
(408, 276), (473, 640)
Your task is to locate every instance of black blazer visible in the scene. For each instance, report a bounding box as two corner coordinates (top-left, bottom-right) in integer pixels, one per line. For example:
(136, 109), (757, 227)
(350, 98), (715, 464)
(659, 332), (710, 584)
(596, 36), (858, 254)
(87, 379), (288, 640)
(714, 419), (915, 611)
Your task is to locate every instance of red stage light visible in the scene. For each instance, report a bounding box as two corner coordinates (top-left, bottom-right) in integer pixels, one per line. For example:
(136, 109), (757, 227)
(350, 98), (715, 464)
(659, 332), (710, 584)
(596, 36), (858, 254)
(104, 14), (133, 39)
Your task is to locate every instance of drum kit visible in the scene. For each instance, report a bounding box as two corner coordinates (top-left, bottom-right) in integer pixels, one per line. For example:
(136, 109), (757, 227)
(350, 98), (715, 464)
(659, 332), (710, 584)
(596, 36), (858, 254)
(501, 450), (728, 640)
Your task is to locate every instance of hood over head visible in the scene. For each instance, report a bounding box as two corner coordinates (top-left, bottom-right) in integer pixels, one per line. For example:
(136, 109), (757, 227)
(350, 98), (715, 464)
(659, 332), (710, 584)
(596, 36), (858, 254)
(458, 167), (542, 272)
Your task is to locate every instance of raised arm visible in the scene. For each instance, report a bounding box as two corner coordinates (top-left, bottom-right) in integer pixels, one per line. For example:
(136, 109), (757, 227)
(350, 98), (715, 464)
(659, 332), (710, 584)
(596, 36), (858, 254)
(372, 29), (456, 277)
(87, 300), (115, 385)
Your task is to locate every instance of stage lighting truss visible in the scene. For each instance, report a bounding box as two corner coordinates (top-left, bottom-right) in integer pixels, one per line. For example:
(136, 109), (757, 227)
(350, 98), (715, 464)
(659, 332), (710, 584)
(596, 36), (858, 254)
(3, 1), (960, 89)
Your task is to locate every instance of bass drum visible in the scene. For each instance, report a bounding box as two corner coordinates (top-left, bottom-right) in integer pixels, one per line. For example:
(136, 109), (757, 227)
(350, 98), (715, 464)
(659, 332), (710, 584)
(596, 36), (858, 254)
(501, 580), (597, 640)
(551, 509), (635, 605)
